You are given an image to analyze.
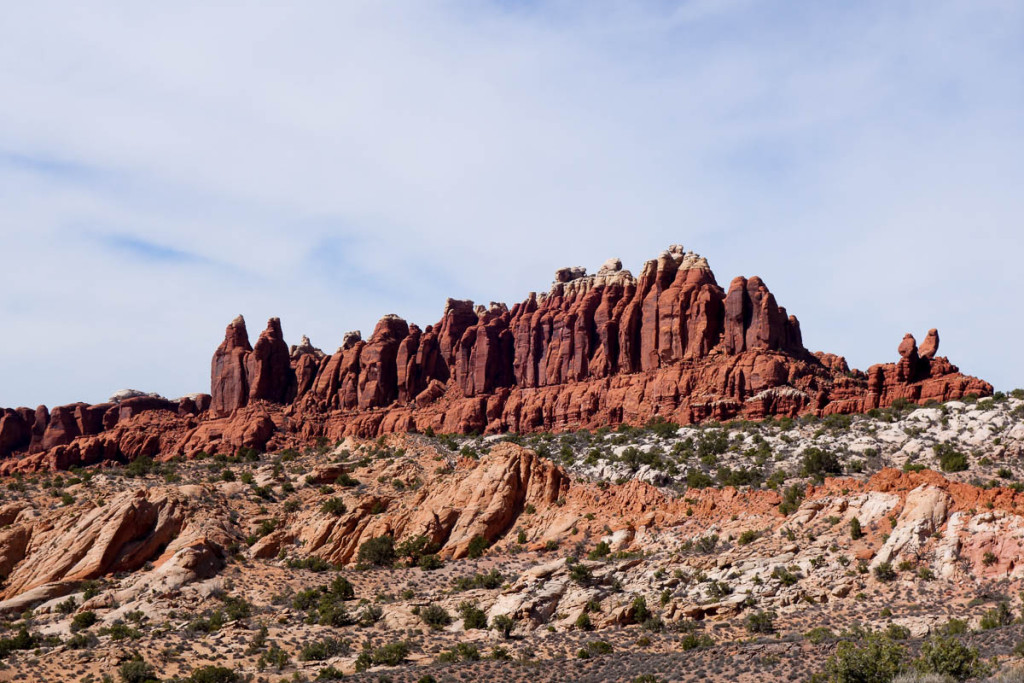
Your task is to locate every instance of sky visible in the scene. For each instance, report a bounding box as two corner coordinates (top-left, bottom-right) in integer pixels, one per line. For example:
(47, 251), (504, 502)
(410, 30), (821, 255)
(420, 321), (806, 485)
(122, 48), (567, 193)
(1, 0), (1022, 407)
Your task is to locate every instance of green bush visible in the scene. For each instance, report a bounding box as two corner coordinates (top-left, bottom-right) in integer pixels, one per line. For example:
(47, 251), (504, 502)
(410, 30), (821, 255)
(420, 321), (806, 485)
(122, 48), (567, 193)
(779, 484), (805, 515)
(935, 444), (968, 473)
(320, 497), (347, 516)
(744, 610), (775, 634)
(630, 596), (650, 624)
(980, 602), (1014, 630)
(913, 634), (988, 680)
(646, 417), (680, 439)
(186, 666), (242, 683)
(420, 604), (452, 629)
(801, 447), (842, 479)
(820, 633), (906, 683)
(125, 456), (157, 478)
(491, 614), (515, 638)
(452, 569), (503, 592)
(874, 562), (897, 582)
(118, 656), (159, 683)
(71, 610), (98, 632)
(467, 534), (489, 559)
(397, 535), (437, 563)
(850, 517), (863, 540)
(738, 530), (760, 546)
(679, 632), (714, 651)
(575, 612), (593, 631)
(357, 535), (396, 567)
(458, 601), (487, 630)
(570, 562), (593, 585)
(355, 641), (408, 671)
(418, 553), (443, 570)
(299, 637), (349, 662)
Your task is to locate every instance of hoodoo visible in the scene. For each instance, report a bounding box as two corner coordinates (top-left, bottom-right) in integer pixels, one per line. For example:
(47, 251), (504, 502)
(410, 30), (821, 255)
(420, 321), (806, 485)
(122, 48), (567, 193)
(0, 245), (992, 471)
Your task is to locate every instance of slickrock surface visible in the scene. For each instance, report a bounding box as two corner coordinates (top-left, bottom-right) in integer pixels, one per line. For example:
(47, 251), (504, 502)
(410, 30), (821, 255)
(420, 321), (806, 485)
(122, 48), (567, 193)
(0, 395), (1019, 681)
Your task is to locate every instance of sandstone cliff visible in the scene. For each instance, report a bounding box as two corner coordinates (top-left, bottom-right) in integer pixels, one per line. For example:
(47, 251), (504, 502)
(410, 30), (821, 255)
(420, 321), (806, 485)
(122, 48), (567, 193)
(0, 245), (992, 471)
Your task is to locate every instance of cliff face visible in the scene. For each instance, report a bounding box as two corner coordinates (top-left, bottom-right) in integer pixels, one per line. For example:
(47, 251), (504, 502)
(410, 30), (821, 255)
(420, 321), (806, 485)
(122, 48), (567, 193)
(209, 245), (990, 437)
(0, 245), (993, 470)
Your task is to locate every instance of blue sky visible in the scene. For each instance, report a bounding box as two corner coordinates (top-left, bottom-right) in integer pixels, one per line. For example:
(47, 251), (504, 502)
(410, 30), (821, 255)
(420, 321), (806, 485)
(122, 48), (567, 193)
(1, 0), (1022, 407)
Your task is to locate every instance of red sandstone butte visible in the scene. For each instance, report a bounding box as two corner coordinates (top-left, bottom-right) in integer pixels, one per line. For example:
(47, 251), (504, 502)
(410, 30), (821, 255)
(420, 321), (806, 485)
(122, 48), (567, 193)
(0, 245), (993, 471)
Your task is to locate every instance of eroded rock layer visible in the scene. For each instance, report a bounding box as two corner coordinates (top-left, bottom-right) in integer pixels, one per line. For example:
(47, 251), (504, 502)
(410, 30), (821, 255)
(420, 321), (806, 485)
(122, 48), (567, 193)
(0, 246), (992, 471)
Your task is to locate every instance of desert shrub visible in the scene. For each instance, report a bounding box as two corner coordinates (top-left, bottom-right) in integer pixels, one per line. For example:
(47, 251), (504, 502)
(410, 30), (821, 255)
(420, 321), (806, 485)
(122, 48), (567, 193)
(71, 610), (98, 632)
(66, 632), (99, 649)
(801, 447), (842, 479)
(223, 595), (253, 621)
(57, 596), (78, 615)
(459, 601), (487, 630)
(299, 637), (349, 661)
(935, 444), (968, 473)
(850, 517), (863, 540)
(913, 634), (987, 680)
(452, 569), (503, 591)
(646, 417), (680, 439)
(420, 604), (452, 629)
(885, 623), (911, 640)
(575, 612), (594, 631)
(874, 562), (897, 582)
(820, 633), (906, 683)
(679, 632), (714, 650)
(355, 641), (408, 671)
(941, 619), (969, 636)
(779, 484), (805, 515)
(418, 553), (443, 570)
(570, 562), (593, 585)
(695, 534), (719, 554)
(491, 614), (515, 638)
(467, 534), (489, 558)
(745, 610), (775, 634)
(631, 596), (651, 623)
(118, 656), (158, 683)
(686, 469), (715, 489)
(285, 556), (336, 572)
(357, 535), (396, 567)
(186, 666), (242, 683)
(773, 566), (800, 586)
(805, 627), (836, 644)
(358, 604), (383, 627)
(294, 577), (356, 627)
(125, 456), (156, 478)
(738, 530), (760, 546)
(100, 622), (143, 640)
(397, 535), (437, 564)
(320, 497), (347, 516)
(980, 602), (1014, 630)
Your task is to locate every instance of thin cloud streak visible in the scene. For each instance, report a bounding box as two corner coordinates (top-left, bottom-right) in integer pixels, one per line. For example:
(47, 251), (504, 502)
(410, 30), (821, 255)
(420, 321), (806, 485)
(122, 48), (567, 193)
(0, 1), (1021, 407)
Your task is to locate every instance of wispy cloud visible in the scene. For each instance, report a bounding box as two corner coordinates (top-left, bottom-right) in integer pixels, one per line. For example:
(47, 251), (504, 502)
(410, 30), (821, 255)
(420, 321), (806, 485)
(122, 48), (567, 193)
(97, 233), (209, 264)
(0, 0), (1021, 407)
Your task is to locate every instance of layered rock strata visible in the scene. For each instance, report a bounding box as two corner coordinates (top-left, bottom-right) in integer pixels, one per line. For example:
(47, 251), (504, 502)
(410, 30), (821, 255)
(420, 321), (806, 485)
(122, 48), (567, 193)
(0, 246), (992, 470)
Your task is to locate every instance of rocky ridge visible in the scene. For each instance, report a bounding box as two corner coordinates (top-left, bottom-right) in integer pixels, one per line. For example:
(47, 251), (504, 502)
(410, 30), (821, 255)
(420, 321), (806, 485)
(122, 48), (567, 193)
(0, 245), (991, 474)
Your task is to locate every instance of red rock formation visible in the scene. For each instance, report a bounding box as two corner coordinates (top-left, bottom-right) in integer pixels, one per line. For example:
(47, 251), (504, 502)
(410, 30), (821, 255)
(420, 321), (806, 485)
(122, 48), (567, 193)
(246, 317), (292, 404)
(0, 245), (994, 470)
(919, 328), (940, 359)
(210, 315), (252, 416)
(357, 315), (410, 410)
